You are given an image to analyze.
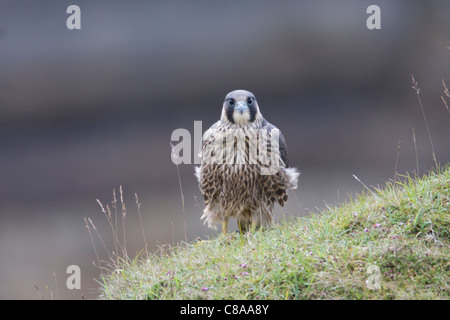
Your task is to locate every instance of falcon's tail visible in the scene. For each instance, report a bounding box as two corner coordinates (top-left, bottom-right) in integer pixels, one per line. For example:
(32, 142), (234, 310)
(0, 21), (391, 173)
(284, 167), (300, 190)
(194, 166), (201, 183)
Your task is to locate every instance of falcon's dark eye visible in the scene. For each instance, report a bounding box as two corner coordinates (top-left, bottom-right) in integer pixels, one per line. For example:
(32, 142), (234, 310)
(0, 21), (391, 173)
(228, 98), (235, 106)
(247, 97), (254, 105)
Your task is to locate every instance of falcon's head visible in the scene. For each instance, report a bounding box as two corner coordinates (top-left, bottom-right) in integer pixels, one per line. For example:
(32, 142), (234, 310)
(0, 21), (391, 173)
(221, 90), (261, 126)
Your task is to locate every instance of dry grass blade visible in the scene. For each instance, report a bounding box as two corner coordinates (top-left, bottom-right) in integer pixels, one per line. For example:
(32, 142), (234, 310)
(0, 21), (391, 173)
(135, 193), (148, 258)
(171, 142), (187, 243)
(393, 140), (402, 185)
(84, 217), (101, 269)
(411, 74), (438, 169)
(112, 188), (119, 254)
(412, 128), (419, 176)
(33, 281), (43, 300)
(352, 174), (376, 197)
(119, 185), (128, 258)
(88, 217), (113, 263)
(441, 79), (450, 114)
(53, 272), (59, 300)
(90, 186), (152, 272)
(97, 199), (121, 256)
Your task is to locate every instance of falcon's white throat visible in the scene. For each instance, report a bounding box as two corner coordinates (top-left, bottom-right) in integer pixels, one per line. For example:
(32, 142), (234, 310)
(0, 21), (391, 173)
(232, 109), (251, 126)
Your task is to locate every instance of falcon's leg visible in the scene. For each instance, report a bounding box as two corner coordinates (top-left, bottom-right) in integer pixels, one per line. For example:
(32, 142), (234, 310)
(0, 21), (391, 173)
(221, 218), (229, 234)
(249, 220), (258, 234)
(236, 219), (257, 233)
(237, 220), (245, 233)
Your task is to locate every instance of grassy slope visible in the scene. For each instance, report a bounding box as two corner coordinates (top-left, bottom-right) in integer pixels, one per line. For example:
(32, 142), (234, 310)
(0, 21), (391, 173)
(99, 166), (449, 299)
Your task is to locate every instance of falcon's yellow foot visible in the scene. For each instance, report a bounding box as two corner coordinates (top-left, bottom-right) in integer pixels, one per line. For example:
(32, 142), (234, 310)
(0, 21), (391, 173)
(249, 220), (258, 234)
(237, 220), (259, 234)
(221, 219), (229, 234)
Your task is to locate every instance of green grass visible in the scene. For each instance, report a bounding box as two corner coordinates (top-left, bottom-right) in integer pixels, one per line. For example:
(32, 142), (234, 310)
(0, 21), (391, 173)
(98, 166), (449, 299)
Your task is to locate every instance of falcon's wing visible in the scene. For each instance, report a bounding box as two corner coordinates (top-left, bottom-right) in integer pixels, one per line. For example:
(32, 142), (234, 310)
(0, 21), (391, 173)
(198, 120), (220, 161)
(196, 121), (222, 203)
(261, 118), (290, 168)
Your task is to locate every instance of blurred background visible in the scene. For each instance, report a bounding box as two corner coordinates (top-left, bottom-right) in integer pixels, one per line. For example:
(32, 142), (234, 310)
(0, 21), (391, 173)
(0, 0), (449, 299)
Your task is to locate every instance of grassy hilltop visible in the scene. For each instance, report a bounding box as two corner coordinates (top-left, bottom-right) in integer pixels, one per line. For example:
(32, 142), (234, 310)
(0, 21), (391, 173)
(98, 166), (449, 299)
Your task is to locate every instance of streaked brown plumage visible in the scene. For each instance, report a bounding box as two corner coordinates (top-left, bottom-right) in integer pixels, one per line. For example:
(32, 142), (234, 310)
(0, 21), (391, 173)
(195, 90), (299, 233)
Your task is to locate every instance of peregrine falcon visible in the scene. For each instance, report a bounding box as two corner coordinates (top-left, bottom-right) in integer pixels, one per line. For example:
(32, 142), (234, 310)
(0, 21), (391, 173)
(195, 90), (299, 233)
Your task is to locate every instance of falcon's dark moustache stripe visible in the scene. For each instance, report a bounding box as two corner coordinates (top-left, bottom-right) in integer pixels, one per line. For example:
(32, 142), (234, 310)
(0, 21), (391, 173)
(224, 97), (257, 124)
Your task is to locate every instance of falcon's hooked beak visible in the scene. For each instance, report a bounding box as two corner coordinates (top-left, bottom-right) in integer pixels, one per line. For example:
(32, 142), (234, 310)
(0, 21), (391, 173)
(232, 101), (251, 126)
(234, 101), (249, 114)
